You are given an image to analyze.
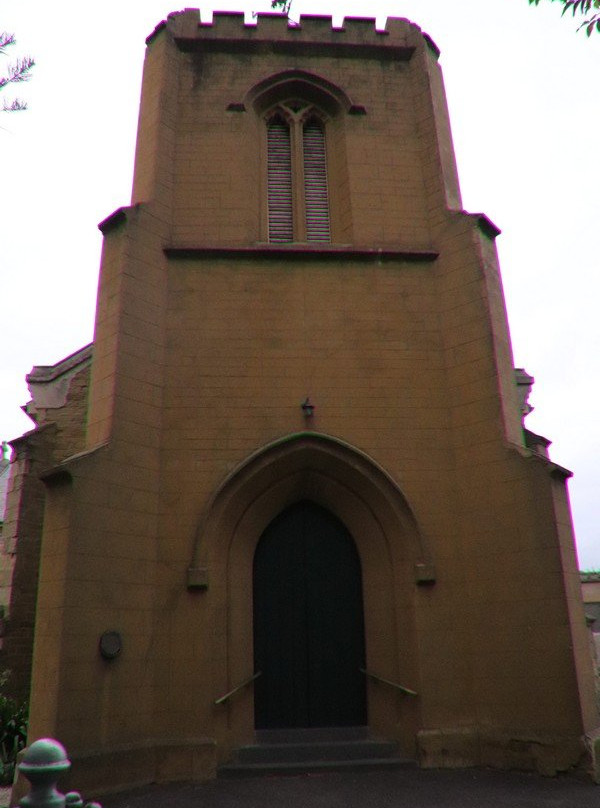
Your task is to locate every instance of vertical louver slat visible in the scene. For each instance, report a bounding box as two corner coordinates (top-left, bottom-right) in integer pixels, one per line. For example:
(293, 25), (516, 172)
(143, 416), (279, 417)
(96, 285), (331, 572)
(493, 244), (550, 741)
(267, 118), (293, 243)
(303, 120), (330, 243)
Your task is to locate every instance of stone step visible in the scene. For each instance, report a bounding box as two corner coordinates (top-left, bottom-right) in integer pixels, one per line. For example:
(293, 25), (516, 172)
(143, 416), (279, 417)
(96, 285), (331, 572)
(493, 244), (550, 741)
(255, 726), (369, 744)
(218, 727), (416, 778)
(218, 756), (416, 778)
(235, 738), (399, 764)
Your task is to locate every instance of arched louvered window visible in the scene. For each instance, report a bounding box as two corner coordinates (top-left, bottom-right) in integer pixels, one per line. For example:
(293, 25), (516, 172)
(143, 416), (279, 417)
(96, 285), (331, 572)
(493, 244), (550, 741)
(265, 103), (331, 244)
(267, 116), (293, 243)
(303, 118), (330, 243)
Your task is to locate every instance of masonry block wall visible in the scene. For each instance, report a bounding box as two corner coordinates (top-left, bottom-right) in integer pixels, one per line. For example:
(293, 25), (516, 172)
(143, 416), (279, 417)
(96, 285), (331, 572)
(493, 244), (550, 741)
(0, 428), (54, 702)
(16, 9), (599, 795)
(0, 359), (91, 702)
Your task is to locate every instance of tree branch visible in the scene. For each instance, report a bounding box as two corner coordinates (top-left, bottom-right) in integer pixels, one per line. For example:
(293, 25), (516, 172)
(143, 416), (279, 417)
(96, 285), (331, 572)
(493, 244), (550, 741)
(0, 32), (35, 112)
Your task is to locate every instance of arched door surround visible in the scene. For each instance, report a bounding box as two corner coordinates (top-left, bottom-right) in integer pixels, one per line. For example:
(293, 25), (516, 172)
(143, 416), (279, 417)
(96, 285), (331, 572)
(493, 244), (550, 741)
(189, 432), (433, 753)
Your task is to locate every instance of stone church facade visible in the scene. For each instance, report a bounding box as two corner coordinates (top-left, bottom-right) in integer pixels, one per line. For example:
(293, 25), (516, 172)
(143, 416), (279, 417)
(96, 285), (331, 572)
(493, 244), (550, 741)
(2, 9), (599, 793)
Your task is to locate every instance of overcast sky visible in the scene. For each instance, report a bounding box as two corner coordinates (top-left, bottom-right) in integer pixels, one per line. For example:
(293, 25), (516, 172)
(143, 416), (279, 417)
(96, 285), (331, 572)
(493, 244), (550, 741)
(1, 0), (598, 567)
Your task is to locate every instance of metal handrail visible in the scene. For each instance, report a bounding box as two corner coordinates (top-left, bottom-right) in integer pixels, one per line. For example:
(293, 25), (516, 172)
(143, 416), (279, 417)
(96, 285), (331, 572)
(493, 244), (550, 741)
(360, 667), (418, 696)
(214, 671), (262, 706)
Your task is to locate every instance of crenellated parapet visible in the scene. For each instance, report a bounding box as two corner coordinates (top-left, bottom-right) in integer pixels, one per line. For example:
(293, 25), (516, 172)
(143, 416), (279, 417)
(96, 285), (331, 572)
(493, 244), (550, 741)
(146, 9), (432, 59)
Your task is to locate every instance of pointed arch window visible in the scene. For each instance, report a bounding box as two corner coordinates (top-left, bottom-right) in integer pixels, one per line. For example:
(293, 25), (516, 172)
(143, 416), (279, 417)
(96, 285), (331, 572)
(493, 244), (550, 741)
(267, 116), (293, 243)
(303, 118), (330, 242)
(265, 102), (331, 244)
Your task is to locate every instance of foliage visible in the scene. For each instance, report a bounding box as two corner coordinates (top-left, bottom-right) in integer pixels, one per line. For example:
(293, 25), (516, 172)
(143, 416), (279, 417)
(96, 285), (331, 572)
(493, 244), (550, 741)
(270, 0), (293, 14)
(529, 0), (600, 35)
(0, 32), (35, 111)
(0, 671), (28, 786)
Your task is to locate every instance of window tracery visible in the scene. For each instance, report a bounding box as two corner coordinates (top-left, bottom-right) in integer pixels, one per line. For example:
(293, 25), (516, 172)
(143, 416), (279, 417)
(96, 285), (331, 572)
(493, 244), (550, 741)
(265, 101), (331, 244)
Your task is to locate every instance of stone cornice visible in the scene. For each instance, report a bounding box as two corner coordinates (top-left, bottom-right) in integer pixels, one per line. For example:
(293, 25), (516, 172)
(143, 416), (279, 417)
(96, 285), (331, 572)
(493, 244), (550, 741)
(174, 35), (415, 61)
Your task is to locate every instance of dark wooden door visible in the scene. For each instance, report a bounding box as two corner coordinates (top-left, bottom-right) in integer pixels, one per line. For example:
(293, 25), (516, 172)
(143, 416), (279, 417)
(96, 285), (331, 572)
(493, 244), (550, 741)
(253, 501), (367, 729)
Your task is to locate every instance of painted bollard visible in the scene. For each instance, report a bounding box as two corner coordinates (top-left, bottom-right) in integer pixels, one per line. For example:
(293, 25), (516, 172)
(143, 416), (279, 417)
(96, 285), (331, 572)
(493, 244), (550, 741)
(18, 739), (101, 808)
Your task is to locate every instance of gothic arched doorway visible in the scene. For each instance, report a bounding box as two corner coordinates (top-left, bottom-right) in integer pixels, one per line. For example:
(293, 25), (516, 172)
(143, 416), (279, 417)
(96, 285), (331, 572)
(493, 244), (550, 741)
(253, 500), (367, 729)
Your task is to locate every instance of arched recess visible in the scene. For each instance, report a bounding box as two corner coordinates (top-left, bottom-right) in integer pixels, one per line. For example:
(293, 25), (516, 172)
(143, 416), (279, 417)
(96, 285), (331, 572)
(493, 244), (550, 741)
(246, 70), (355, 243)
(190, 432), (434, 755)
(245, 69), (356, 117)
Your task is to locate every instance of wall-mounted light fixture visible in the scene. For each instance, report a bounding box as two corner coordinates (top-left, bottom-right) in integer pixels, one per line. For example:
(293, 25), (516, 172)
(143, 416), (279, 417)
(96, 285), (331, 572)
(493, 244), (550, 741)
(301, 397), (315, 417)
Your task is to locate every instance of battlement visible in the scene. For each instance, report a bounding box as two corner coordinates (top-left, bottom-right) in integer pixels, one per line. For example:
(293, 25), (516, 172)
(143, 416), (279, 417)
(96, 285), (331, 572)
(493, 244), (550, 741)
(147, 9), (428, 57)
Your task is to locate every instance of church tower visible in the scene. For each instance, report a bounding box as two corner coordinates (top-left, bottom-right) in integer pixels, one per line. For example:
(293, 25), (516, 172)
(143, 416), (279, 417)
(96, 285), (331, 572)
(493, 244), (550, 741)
(13, 9), (599, 791)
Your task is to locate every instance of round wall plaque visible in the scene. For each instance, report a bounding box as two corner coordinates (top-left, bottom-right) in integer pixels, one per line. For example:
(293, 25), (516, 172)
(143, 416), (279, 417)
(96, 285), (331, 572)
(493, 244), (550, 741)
(99, 630), (122, 660)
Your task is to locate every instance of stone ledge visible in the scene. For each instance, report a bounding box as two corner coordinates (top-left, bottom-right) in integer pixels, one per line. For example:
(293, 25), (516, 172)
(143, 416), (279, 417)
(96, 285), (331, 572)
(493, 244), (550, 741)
(11, 738), (218, 804)
(417, 727), (589, 778)
(187, 567), (209, 590)
(164, 245), (439, 263)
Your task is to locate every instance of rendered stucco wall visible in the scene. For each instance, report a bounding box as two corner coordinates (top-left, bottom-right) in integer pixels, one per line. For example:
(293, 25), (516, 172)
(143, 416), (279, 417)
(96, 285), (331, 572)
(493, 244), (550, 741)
(12, 10), (598, 793)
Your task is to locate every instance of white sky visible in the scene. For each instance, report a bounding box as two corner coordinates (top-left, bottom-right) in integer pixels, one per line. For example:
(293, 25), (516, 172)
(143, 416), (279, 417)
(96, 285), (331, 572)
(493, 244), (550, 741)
(1, 0), (599, 567)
